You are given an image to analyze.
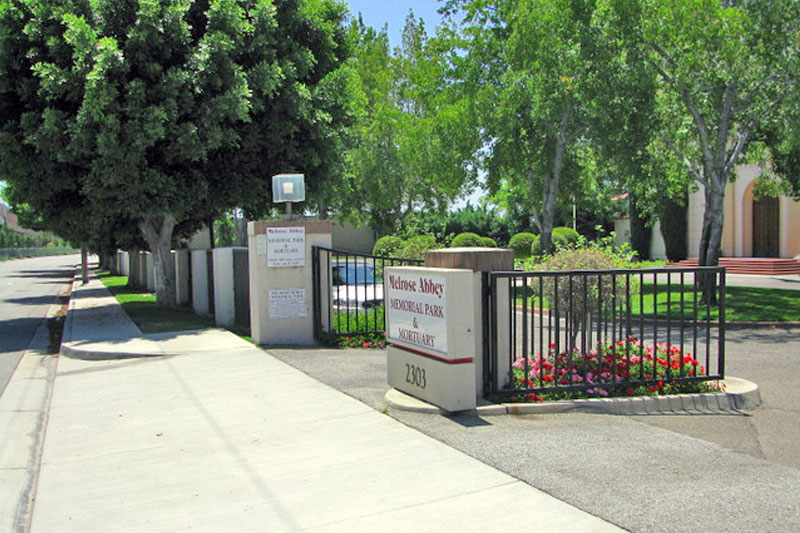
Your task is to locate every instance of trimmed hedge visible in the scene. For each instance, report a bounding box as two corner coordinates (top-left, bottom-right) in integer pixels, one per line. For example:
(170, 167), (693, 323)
(480, 236), (497, 247)
(450, 232), (484, 248)
(398, 235), (438, 261)
(372, 235), (404, 258)
(509, 232), (537, 259)
(657, 195), (688, 262)
(531, 227), (579, 255)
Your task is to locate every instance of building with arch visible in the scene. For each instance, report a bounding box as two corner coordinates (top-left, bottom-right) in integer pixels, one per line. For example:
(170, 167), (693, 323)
(615, 164), (800, 262)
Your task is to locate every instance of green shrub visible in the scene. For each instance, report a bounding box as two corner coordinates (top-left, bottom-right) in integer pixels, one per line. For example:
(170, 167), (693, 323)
(657, 195), (688, 262)
(480, 236), (497, 247)
(450, 232), (484, 248)
(552, 227), (580, 248)
(398, 235), (438, 261)
(537, 248), (639, 342)
(629, 193), (651, 261)
(509, 232), (537, 259)
(530, 227), (579, 255)
(529, 234), (542, 257)
(372, 236), (404, 258)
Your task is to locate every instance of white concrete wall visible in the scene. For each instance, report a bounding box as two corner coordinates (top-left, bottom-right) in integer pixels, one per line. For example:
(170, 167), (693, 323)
(192, 250), (211, 316)
(120, 251), (130, 277)
(213, 247), (244, 328)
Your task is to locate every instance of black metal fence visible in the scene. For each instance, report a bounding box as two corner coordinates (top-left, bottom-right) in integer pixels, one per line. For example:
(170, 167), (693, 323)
(312, 246), (422, 340)
(485, 267), (726, 399)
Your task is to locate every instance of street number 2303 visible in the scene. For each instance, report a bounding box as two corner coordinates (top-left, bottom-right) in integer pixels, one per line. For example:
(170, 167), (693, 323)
(405, 363), (427, 389)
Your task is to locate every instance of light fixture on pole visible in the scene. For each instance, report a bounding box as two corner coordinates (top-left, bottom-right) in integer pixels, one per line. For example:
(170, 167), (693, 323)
(272, 173), (305, 220)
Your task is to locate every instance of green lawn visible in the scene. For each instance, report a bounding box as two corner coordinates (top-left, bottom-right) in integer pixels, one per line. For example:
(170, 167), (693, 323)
(515, 283), (800, 323)
(97, 272), (216, 334)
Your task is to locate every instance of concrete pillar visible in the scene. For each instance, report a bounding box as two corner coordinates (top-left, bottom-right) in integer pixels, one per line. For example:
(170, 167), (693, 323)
(247, 220), (332, 345)
(174, 249), (191, 307)
(424, 247), (514, 399)
(128, 251), (140, 288)
(213, 247), (246, 328)
(139, 252), (148, 289)
(192, 250), (211, 316)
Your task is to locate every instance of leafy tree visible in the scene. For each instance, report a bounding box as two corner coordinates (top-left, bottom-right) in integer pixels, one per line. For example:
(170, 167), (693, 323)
(448, 0), (619, 254)
(344, 12), (480, 236)
(0, 0), (352, 306)
(609, 0), (800, 277)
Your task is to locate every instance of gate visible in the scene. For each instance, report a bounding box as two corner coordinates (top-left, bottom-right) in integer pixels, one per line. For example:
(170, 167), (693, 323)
(312, 246), (422, 341)
(484, 266), (726, 399)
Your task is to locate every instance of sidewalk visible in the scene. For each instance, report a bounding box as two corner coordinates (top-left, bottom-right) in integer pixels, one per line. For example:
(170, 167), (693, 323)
(20, 274), (623, 531)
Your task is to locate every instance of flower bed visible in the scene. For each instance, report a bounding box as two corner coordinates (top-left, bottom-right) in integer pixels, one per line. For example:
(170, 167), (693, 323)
(507, 338), (724, 402)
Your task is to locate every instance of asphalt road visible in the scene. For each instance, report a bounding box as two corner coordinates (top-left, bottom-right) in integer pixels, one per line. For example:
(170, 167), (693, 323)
(0, 254), (78, 396)
(268, 324), (800, 533)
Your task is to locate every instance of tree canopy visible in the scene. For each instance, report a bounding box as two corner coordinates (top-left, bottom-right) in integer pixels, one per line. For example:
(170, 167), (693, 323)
(0, 0), (352, 305)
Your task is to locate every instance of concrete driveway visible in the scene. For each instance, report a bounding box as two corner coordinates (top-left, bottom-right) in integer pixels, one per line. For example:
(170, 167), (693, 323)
(269, 324), (800, 532)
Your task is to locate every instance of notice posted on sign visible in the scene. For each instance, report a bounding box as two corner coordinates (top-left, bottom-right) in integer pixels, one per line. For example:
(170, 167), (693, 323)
(386, 272), (447, 354)
(269, 288), (307, 319)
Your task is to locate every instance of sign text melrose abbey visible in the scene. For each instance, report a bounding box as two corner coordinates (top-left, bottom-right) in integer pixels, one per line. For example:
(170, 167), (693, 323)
(386, 272), (447, 354)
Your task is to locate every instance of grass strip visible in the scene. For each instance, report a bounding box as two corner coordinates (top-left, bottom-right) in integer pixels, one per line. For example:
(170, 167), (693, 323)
(97, 271), (216, 334)
(514, 283), (800, 322)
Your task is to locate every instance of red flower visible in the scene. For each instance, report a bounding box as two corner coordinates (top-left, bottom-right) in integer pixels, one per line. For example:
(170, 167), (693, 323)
(543, 375), (554, 383)
(625, 388), (635, 396)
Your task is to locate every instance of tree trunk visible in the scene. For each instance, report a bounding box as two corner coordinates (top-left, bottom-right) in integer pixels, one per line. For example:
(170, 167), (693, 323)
(139, 215), (178, 308)
(697, 177), (725, 304)
(81, 246), (89, 284)
(537, 104), (572, 255)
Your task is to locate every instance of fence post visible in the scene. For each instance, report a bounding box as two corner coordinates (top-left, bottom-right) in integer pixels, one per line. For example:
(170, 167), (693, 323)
(174, 249), (191, 307)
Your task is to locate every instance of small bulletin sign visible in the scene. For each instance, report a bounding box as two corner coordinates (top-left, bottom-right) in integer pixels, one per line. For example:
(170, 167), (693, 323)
(267, 227), (305, 267)
(386, 271), (447, 354)
(268, 288), (307, 319)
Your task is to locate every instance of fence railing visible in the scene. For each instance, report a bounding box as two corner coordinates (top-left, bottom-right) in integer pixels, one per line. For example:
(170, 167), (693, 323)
(312, 246), (423, 340)
(0, 247), (80, 260)
(486, 267), (725, 399)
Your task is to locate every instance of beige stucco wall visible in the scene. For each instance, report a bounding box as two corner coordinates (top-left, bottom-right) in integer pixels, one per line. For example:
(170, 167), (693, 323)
(783, 196), (800, 258)
(684, 164), (799, 258)
(331, 221), (375, 254)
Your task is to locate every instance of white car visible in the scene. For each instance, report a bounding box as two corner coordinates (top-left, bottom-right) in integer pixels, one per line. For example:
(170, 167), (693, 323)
(331, 262), (383, 311)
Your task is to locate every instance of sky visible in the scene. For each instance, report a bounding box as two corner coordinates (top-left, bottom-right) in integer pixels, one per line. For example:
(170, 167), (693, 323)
(345, 1), (485, 208)
(345, 0), (446, 49)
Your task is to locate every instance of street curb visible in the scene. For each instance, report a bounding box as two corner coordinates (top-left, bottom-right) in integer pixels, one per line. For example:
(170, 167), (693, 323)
(385, 376), (760, 416)
(1, 299), (63, 533)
